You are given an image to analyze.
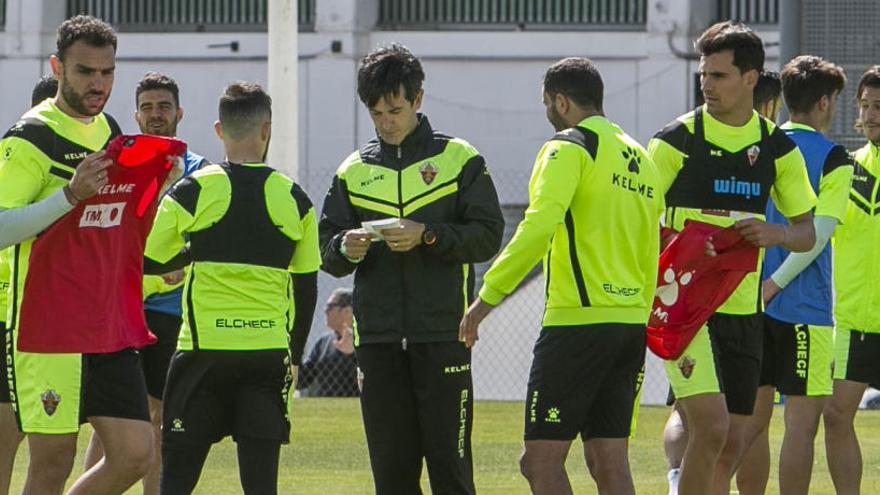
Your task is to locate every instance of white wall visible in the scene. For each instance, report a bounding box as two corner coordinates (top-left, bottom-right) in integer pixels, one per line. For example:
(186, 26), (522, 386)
(0, 29), (697, 200)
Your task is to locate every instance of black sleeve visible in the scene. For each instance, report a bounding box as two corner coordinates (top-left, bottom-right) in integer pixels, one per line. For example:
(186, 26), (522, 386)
(652, 119), (691, 154)
(423, 155), (505, 263)
(823, 145), (855, 175)
(770, 126), (799, 157)
(318, 174), (361, 277)
(104, 113), (123, 141)
(143, 247), (191, 274)
(289, 271), (318, 365)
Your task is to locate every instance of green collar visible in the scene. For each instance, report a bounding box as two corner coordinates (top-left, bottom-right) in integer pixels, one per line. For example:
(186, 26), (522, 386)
(781, 121), (818, 133)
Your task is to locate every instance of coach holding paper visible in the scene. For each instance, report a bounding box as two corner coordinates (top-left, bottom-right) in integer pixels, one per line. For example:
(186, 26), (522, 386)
(319, 42), (504, 494)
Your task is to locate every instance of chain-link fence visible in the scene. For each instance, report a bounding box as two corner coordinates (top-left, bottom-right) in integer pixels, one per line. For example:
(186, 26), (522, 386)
(297, 166), (671, 404)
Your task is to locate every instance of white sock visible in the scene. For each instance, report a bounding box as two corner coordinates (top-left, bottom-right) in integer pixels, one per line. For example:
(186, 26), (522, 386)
(667, 468), (681, 495)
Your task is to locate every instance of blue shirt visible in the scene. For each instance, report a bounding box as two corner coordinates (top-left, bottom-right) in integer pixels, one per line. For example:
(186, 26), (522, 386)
(763, 123), (851, 326)
(143, 149), (207, 316)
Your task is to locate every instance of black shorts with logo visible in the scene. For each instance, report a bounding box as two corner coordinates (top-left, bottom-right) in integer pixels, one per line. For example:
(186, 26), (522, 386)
(162, 349), (292, 445)
(81, 347), (151, 423)
(708, 313), (764, 415)
(759, 315), (833, 396)
(833, 329), (880, 385)
(524, 324), (645, 441)
(141, 310), (183, 399)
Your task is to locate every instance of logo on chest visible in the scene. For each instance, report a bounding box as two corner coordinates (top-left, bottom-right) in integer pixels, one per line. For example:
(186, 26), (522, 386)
(64, 151), (89, 162)
(360, 174), (385, 188)
(419, 162), (438, 185)
(713, 176), (762, 200)
(746, 145), (761, 166)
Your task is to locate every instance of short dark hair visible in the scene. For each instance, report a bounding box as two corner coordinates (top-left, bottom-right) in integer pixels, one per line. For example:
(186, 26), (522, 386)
(753, 70), (781, 110)
(56, 15), (117, 61)
(543, 57), (604, 112)
(31, 75), (58, 107)
(218, 82), (272, 139)
(357, 43), (425, 108)
(330, 288), (353, 308)
(856, 65), (880, 101)
(136, 71), (180, 107)
(781, 56), (846, 114)
(696, 21), (764, 75)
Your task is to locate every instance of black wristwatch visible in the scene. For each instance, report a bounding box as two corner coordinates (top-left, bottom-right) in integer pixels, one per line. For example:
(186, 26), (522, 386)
(422, 228), (437, 246)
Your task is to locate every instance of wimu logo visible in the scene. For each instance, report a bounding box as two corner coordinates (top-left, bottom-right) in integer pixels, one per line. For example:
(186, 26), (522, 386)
(713, 176), (761, 200)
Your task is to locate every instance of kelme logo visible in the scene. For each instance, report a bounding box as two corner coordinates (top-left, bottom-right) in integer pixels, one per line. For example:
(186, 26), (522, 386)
(545, 407), (561, 423)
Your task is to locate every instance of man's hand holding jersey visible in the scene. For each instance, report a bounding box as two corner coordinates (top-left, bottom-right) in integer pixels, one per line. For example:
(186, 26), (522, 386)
(63, 151), (112, 204)
(706, 212), (815, 256)
(735, 213), (815, 251)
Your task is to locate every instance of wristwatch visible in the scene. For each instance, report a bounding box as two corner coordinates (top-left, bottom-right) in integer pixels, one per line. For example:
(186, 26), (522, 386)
(421, 228), (437, 246)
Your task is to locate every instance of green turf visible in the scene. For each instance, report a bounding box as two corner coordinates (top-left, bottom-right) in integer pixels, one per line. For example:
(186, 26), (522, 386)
(8, 400), (880, 494)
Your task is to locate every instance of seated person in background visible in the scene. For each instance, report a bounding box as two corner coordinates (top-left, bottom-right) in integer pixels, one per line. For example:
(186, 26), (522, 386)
(297, 288), (358, 397)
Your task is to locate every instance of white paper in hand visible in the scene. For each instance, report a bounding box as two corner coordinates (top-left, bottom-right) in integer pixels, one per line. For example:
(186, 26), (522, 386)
(362, 218), (401, 241)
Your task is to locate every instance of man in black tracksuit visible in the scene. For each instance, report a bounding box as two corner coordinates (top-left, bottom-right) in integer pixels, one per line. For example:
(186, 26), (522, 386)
(319, 43), (504, 494)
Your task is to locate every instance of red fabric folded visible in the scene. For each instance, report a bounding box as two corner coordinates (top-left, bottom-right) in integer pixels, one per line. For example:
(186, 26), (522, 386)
(646, 220), (759, 360)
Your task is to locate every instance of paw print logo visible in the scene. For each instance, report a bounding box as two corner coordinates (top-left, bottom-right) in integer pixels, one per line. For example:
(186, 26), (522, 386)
(545, 407), (561, 423)
(621, 146), (641, 174)
(170, 418), (185, 432)
(655, 267), (694, 306)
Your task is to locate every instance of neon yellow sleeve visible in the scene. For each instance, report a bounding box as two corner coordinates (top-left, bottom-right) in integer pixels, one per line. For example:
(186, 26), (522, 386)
(479, 141), (584, 305)
(0, 138), (48, 208)
(771, 147), (817, 218)
(145, 196), (193, 263)
(646, 138), (685, 195)
(815, 148), (854, 222)
(290, 207), (321, 274)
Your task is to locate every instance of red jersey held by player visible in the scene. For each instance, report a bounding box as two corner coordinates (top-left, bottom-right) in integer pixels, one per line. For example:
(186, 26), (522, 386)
(18, 135), (186, 353)
(646, 221), (759, 360)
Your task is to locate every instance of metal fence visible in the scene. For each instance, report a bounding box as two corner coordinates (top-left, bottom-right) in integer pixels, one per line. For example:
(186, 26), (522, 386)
(803, 0), (880, 151)
(716, 0), (778, 24)
(66, 0), (315, 32)
(378, 0), (647, 30)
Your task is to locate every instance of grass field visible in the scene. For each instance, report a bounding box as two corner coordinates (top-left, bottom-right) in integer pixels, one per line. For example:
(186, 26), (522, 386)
(9, 400), (880, 494)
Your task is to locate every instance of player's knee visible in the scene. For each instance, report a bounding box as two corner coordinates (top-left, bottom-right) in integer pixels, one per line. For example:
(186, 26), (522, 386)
(30, 444), (75, 483)
(587, 454), (629, 486)
(519, 445), (565, 481)
(823, 404), (852, 433)
(718, 433), (744, 466)
(519, 449), (545, 481)
(518, 450), (535, 480)
(789, 415), (821, 439)
(696, 419), (730, 454)
(109, 440), (154, 478)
